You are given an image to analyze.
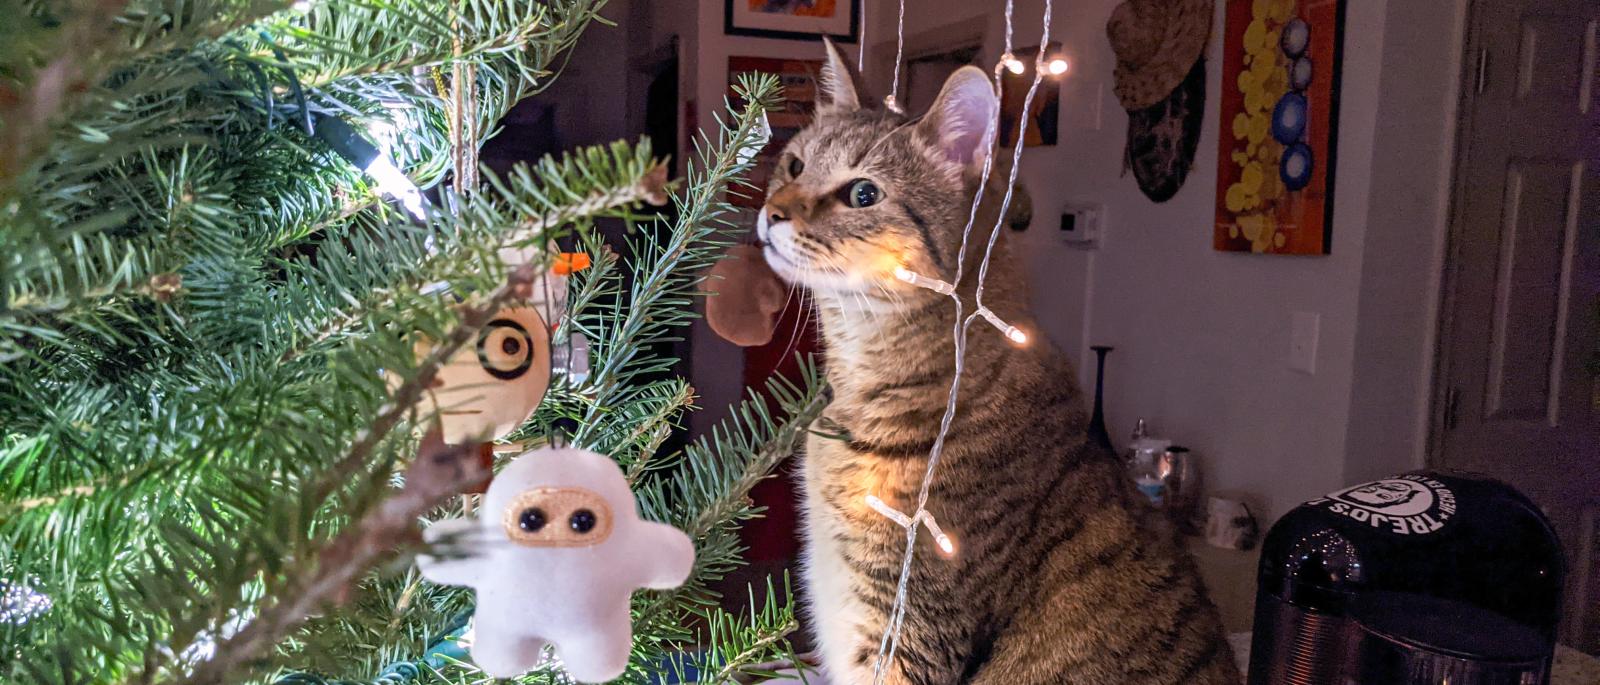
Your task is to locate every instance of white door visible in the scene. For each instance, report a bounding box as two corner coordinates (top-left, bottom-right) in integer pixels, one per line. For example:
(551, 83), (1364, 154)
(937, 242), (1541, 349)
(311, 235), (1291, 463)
(1434, 0), (1600, 652)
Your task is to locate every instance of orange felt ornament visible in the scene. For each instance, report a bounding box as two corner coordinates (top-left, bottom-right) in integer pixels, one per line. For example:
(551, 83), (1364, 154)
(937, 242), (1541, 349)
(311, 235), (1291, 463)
(704, 244), (788, 347)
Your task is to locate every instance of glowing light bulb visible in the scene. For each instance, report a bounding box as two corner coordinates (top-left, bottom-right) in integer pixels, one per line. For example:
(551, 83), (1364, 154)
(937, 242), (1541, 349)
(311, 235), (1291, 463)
(976, 306), (1028, 346)
(365, 156), (427, 220)
(1047, 58), (1070, 76)
(0, 579), (50, 625)
(366, 118), (399, 153)
(919, 513), (956, 557)
(999, 53), (1026, 75)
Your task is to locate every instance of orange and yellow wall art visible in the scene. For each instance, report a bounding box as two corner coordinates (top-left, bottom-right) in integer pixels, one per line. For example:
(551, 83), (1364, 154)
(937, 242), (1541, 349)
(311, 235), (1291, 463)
(1214, 0), (1345, 255)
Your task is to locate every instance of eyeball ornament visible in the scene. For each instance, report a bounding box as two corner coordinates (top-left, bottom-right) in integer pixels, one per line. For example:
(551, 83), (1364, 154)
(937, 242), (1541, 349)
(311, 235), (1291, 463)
(413, 306), (551, 445)
(416, 448), (695, 682)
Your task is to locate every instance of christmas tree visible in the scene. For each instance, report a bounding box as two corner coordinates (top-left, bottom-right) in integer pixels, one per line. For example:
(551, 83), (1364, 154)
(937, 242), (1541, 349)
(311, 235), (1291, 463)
(0, 1), (821, 682)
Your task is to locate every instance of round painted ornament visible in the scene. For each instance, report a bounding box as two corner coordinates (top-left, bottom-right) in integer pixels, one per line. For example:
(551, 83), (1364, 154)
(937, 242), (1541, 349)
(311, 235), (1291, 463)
(414, 306), (551, 445)
(417, 447), (695, 682)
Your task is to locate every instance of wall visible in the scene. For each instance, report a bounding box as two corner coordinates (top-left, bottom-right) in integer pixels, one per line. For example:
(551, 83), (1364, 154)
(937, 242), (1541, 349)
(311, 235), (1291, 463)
(1342, 0), (1467, 484)
(987, 0), (1384, 520)
(661, 0), (1464, 522)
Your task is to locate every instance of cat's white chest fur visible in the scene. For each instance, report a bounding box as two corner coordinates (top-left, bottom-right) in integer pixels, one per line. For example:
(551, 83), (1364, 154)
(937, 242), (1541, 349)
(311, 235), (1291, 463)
(800, 435), (876, 685)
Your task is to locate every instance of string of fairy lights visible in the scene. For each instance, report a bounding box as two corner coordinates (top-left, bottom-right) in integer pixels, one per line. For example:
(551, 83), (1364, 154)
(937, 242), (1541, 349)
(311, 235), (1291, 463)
(865, 0), (1054, 682)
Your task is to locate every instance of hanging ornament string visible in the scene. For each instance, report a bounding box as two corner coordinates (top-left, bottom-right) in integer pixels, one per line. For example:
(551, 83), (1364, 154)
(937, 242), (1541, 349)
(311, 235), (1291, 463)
(867, 0), (1051, 682)
(449, 10), (480, 194)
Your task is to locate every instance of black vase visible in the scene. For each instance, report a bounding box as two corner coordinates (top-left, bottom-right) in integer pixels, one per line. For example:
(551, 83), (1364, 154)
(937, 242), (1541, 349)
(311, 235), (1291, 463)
(1087, 346), (1114, 452)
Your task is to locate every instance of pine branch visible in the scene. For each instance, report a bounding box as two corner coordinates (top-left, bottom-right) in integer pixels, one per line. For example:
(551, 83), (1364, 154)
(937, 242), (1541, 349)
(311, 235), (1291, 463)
(570, 75), (781, 447)
(0, 0), (288, 186)
(700, 578), (805, 685)
(627, 358), (828, 647)
(274, 142), (667, 368)
(1, 0), (618, 342)
(174, 264), (535, 685)
(261, 0), (604, 90)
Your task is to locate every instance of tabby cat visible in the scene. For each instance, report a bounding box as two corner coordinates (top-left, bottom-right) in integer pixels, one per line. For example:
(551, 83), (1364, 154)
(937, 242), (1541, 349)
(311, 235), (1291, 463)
(756, 40), (1240, 685)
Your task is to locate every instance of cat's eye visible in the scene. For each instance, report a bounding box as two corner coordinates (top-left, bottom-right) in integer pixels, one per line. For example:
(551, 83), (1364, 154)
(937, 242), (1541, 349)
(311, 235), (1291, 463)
(846, 179), (882, 209)
(787, 155), (804, 177)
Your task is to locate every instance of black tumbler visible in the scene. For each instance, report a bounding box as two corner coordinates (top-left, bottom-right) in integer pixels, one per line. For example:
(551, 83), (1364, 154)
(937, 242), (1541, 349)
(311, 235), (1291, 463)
(1247, 471), (1563, 685)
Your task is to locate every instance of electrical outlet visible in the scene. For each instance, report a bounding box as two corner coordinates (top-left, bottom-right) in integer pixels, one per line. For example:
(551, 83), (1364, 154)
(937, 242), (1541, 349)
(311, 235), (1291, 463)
(1289, 311), (1320, 374)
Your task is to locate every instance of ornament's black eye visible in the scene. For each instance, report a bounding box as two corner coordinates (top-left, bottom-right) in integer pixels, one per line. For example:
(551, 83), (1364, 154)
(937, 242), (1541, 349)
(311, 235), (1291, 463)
(847, 179), (881, 208)
(518, 507), (547, 532)
(569, 508), (597, 534)
(787, 155), (804, 177)
(477, 318), (536, 381)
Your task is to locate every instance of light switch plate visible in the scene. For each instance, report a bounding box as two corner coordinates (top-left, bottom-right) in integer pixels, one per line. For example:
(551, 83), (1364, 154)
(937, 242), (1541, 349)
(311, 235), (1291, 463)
(1289, 311), (1320, 374)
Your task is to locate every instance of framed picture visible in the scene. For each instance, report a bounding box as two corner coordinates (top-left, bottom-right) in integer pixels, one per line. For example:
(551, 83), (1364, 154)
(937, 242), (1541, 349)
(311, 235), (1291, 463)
(1214, 0), (1346, 254)
(726, 57), (823, 208)
(725, 0), (860, 42)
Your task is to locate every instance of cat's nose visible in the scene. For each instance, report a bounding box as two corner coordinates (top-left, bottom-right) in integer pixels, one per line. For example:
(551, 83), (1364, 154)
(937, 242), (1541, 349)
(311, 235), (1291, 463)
(766, 206), (789, 225)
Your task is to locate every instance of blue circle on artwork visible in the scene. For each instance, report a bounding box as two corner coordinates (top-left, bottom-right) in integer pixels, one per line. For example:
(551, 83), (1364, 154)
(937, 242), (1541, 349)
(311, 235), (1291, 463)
(1272, 93), (1308, 144)
(1282, 18), (1310, 57)
(1290, 56), (1314, 90)
(1281, 142), (1315, 191)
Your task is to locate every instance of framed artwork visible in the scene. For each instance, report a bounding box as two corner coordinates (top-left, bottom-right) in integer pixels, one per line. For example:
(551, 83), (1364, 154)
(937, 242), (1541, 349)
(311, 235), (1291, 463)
(998, 43), (1063, 148)
(726, 57), (823, 209)
(725, 0), (860, 42)
(1214, 0), (1346, 254)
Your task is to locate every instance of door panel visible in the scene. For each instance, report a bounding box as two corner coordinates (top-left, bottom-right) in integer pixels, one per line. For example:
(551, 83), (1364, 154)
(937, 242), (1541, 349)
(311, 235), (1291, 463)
(1513, 15), (1594, 109)
(1485, 159), (1582, 423)
(1436, 0), (1600, 653)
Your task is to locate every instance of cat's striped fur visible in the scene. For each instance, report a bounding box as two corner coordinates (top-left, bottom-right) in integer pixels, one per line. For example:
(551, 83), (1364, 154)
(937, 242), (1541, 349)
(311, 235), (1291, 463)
(757, 40), (1240, 685)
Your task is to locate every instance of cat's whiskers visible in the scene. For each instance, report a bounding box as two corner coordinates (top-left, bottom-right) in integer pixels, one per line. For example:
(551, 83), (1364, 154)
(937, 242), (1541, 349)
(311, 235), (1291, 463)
(812, 249), (884, 326)
(771, 270), (803, 351)
(870, 279), (915, 335)
(775, 283), (807, 364)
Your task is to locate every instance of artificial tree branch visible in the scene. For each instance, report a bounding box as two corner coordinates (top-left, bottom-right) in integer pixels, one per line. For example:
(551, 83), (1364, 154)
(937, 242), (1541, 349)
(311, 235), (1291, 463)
(174, 264), (535, 685)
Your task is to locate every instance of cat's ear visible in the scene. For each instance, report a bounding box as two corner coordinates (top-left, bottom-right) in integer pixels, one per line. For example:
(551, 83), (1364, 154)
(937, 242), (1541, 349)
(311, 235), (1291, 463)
(917, 66), (998, 167)
(818, 37), (865, 113)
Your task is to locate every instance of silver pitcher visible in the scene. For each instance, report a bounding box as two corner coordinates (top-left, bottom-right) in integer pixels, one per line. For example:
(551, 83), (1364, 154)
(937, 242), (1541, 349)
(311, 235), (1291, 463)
(1156, 446), (1202, 533)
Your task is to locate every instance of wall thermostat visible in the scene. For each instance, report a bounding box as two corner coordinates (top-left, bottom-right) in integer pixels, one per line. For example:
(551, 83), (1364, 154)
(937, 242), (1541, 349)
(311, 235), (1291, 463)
(1059, 202), (1104, 247)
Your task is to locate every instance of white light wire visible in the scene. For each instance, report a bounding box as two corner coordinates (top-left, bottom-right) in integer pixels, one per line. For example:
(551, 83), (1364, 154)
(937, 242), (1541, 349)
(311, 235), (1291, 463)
(884, 0), (907, 113)
(867, 0), (1050, 682)
(858, 0), (868, 70)
(974, 8), (1052, 323)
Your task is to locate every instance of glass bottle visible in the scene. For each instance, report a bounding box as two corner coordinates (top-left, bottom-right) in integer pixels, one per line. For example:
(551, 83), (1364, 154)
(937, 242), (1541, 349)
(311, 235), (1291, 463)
(1124, 419), (1171, 506)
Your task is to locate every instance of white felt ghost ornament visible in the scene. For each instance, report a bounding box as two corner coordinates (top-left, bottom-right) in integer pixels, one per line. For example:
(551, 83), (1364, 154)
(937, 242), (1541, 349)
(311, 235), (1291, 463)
(414, 306), (551, 445)
(417, 447), (695, 682)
